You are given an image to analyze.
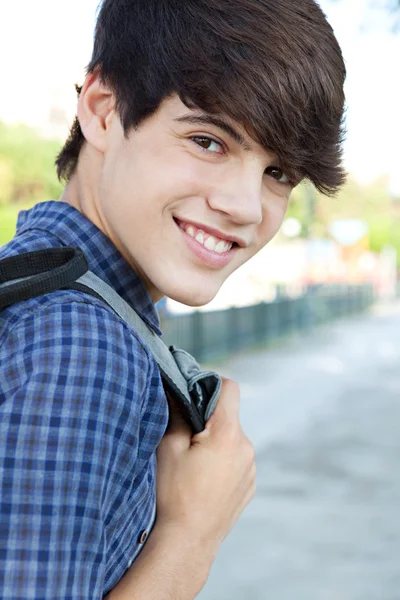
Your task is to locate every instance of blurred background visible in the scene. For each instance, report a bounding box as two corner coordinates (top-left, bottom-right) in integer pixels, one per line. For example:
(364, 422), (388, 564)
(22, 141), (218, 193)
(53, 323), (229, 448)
(1, 1), (400, 599)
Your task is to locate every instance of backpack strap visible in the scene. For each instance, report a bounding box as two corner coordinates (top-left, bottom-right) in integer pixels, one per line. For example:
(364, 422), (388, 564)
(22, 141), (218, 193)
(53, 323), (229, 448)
(0, 248), (221, 433)
(70, 271), (221, 433)
(0, 247), (88, 309)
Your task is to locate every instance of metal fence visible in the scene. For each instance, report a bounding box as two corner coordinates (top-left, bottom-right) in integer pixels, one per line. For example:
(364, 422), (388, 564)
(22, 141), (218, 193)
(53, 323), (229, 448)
(161, 284), (375, 362)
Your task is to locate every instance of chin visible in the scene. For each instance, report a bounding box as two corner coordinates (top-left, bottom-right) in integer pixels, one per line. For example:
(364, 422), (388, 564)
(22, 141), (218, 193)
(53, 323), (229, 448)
(167, 284), (218, 308)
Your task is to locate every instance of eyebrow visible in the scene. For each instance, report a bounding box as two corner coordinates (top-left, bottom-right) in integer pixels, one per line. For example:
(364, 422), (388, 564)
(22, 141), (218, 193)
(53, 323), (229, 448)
(174, 113), (252, 151)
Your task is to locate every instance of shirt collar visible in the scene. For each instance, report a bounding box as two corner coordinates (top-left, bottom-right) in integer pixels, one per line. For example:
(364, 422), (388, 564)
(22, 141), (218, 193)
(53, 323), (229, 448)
(16, 200), (162, 335)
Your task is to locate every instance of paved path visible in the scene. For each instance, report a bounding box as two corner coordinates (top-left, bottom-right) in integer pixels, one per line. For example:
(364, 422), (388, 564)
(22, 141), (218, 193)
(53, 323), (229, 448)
(198, 303), (400, 600)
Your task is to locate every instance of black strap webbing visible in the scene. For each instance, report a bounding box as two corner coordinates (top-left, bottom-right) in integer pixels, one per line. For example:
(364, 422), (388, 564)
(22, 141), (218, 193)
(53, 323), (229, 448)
(0, 248), (88, 310)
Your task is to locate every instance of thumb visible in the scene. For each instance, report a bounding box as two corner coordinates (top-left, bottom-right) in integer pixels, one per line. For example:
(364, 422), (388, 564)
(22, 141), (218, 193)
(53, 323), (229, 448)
(210, 377), (241, 424)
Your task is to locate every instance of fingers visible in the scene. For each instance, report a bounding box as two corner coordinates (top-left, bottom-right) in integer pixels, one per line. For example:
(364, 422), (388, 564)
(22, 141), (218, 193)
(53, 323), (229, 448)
(162, 377), (242, 450)
(204, 377), (241, 432)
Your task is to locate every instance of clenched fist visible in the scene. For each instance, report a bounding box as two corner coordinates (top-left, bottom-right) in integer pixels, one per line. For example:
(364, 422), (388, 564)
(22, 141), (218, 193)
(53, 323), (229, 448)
(156, 377), (257, 560)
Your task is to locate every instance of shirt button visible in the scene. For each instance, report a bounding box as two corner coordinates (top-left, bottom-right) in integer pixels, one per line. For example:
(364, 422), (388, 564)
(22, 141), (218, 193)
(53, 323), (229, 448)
(138, 530), (148, 545)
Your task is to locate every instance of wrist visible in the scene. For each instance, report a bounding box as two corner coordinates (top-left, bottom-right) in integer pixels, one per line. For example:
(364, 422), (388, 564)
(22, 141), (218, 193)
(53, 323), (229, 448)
(151, 520), (218, 582)
(105, 520), (215, 600)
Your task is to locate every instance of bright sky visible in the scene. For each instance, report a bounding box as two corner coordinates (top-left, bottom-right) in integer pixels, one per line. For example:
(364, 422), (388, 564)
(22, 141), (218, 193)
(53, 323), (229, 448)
(0, 0), (399, 187)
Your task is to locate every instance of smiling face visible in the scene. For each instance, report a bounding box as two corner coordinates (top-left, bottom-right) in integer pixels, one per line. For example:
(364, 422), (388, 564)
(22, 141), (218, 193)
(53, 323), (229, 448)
(74, 93), (295, 306)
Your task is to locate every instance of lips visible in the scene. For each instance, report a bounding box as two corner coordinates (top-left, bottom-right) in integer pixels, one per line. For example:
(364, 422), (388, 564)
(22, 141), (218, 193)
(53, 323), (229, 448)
(175, 218), (239, 268)
(177, 221), (233, 254)
(174, 218), (247, 248)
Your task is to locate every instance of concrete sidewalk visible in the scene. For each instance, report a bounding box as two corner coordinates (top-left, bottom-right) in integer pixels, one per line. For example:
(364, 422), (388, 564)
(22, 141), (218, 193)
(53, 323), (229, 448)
(198, 303), (400, 600)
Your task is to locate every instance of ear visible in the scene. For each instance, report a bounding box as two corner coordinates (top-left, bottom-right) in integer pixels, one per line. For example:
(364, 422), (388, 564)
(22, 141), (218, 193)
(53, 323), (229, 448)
(77, 69), (115, 154)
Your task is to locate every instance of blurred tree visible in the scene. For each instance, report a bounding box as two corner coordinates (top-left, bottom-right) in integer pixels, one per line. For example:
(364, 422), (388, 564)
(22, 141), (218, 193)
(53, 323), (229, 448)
(0, 121), (63, 206)
(287, 175), (400, 260)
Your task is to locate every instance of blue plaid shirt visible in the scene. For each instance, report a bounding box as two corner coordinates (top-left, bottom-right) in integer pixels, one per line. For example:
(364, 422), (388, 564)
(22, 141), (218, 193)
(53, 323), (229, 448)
(0, 201), (169, 599)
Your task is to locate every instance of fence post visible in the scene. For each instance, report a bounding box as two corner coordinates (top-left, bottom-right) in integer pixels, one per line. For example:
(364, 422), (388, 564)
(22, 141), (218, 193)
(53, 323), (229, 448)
(192, 311), (204, 362)
(228, 306), (239, 353)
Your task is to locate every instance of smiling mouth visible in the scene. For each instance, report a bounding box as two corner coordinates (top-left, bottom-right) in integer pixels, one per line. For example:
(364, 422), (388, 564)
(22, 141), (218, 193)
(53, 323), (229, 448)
(174, 219), (238, 254)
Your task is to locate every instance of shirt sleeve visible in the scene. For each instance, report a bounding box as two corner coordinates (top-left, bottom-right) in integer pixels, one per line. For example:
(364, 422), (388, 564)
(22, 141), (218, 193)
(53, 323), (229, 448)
(0, 298), (152, 600)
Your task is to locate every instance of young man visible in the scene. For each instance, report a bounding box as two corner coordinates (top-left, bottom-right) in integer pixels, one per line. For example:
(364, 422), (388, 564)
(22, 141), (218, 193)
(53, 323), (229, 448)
(0, 0), (346, 598)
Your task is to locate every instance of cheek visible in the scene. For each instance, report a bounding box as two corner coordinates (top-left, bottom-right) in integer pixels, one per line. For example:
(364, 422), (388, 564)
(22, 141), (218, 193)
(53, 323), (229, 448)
(110, 146), (207, 204)
(155, 147), (215, 196)
(256, 196), (289, 246)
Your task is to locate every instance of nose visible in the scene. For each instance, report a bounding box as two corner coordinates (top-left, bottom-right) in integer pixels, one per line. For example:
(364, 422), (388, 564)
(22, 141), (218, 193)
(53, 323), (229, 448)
(206, 173), (263, 226)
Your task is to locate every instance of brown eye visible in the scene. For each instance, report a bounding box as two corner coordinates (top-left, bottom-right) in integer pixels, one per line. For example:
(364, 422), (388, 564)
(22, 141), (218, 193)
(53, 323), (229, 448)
(265, 166), (290, 184)
(195, 137), (211, 149)
(192, 137), (222, 153)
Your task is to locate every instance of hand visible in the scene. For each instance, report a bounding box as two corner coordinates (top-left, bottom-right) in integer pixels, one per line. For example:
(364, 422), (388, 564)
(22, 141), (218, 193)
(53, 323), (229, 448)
(155, 378), (256, 561)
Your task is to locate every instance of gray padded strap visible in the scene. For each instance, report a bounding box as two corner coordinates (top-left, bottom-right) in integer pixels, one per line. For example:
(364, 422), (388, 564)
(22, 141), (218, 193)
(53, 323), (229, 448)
(76, 271), (192, 404)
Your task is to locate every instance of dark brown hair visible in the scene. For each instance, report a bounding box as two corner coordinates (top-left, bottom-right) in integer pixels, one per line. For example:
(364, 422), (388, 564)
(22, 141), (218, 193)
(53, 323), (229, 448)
(56, 0), (346, 195)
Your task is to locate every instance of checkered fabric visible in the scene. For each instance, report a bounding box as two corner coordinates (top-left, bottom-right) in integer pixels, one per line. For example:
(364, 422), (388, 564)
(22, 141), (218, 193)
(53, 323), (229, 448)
(0, 201), (169, 599)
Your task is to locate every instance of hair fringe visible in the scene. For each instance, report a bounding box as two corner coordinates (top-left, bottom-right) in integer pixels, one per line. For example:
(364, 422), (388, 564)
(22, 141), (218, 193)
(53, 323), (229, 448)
(56, 0), (346, 195)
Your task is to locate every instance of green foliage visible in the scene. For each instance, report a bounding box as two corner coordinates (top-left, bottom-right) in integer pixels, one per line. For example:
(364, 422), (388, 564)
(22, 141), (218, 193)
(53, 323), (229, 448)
(0, 203), (26, 246)
(0, 121), (63, 206)
(288, 175), (400, 259)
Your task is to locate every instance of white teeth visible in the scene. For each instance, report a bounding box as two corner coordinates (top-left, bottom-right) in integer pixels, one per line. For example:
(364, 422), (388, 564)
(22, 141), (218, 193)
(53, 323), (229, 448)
(181, 222), (233, 253)
(195, 231), (205, 244)
(204, 236), (218, 251)
(215, 240), (232, 254)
